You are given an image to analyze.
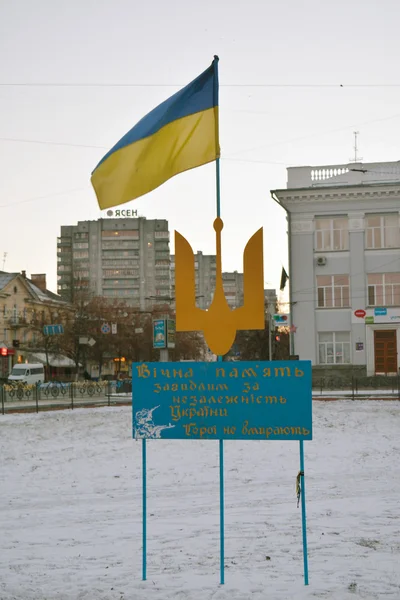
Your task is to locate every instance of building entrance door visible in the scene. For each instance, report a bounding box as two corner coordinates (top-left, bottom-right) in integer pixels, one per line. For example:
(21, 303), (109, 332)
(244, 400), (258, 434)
(374, 330), (397, 374)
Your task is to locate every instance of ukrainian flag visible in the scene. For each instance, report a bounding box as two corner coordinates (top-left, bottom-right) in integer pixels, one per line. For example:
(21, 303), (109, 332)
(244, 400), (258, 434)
(91, 57), (220, 210)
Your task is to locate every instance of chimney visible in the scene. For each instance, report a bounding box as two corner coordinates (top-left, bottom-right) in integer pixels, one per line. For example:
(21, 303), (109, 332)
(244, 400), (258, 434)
(21, 270), (26, 278)
(31, 273), (47, 292)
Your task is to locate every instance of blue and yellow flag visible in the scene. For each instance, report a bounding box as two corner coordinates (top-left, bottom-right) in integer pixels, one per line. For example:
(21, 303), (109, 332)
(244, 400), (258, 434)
(91, 57), (220, 210)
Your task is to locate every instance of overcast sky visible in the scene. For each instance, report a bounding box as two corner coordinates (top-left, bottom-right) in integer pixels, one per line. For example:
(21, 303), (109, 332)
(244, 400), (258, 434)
(1, 0), (400, 295)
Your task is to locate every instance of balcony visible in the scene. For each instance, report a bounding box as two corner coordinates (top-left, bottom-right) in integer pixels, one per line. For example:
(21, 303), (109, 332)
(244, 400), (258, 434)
(154, 241), (169, 251)
(156, 281), (171, 291)
(154, 231), (170, 239)
(155, 260), (170, 267)
(57, 238), (72, 247)
(7, 316), (28, 328)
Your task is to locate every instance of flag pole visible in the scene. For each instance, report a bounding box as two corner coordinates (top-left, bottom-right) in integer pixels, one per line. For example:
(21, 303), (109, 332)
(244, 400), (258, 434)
(213, 55), (221, 220)
(213, 55), (225, 586)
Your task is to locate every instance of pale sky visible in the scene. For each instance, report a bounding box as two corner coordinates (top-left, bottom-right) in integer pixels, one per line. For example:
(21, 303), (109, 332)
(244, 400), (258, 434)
(1, 0), (400, 294)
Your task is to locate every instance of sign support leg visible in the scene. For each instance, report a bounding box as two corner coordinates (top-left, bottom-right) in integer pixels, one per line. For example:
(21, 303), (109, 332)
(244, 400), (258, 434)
(142, 438), (147, 581)
(299, 440), (309, 585)
(219, 438), (225, 585)
(217, 351), (225, 585)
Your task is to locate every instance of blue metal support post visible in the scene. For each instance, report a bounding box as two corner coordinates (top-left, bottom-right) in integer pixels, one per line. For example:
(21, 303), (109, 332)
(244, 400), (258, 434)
(142, 439), (147, 581)
(299, 440), (309, 585)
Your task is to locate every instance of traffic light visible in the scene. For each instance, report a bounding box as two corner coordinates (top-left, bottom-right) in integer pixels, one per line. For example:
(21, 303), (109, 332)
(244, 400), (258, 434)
(0, 347), (8, 356)
(275, 334), (281, 342)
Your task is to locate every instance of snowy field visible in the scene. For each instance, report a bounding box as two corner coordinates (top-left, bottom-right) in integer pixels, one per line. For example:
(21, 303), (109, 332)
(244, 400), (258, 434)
(1, 402), (399, 600)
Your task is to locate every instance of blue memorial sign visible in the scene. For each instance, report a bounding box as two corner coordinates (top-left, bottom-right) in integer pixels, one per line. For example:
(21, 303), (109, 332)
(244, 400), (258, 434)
(132, 360), (312, 441)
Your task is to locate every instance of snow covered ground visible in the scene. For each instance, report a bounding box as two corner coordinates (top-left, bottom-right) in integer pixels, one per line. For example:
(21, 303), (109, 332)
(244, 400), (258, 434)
(0, 401), (399, 600)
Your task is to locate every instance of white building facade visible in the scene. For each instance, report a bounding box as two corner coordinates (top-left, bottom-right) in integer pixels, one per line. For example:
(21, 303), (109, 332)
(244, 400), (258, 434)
(272, 161), (400, 377)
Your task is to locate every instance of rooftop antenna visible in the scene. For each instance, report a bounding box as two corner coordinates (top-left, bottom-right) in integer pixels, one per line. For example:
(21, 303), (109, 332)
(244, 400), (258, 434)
(350, 131), (363, 163)
(2, 252), (7, 270)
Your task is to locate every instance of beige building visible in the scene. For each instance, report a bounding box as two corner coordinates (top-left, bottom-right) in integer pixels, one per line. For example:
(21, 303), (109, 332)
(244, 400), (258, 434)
(0, 271), (72, 378)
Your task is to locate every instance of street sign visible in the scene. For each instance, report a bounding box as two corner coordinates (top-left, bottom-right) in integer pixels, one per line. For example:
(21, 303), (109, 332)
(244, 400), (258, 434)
(111, 323), (117, 334)
(273, 314), (289, 324)
(135, 327), (144, 334)
(153, 319), (166, 349)
(88, 338), (96, 347)
(167, 319), (176, 349)
(43, 324), (64, 335)
(101, 323), (111, 334)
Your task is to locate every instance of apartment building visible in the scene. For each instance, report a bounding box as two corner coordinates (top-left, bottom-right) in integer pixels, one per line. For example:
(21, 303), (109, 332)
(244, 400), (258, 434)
(170, 252), (244, 309)
(57, 217), (171, 308)
(272, 160), (400, 376)
(222, 271), (244, 308)
(170, 252), (216, 309)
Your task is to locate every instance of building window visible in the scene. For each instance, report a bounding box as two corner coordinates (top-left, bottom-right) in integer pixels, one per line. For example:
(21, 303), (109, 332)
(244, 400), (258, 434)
(315, 217), (349, 251)
(365, 214), (400, 249)
(102, 230), (139, 238)
(102, 269), (139, 277)
(367, 273), (400, 306)
(74, 271), (89, 279)
(317, 275), (350, 308)
(102, 241), (139, 249)
(318, 332), (351, 364)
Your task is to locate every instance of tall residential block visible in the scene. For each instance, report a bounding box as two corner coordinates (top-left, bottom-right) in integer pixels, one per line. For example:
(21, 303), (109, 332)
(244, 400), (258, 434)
(57, 217), (171, 308)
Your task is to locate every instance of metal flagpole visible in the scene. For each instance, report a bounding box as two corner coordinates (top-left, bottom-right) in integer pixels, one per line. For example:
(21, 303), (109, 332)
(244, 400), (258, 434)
(299, 440), (309, 585)
(213, 55), (225, 586)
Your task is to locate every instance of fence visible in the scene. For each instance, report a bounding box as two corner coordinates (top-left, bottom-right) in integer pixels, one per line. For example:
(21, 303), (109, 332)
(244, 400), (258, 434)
(2, 376), (399, 416)
(313, 375), (400, 400)
(0, 380), (132, 415)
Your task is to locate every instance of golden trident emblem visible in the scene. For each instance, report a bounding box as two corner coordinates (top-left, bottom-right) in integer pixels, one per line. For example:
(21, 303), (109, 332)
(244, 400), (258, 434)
(175, 218), (265, 356)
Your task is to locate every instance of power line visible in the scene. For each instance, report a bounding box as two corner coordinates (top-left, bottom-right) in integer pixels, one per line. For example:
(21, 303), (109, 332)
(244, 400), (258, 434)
(3, 82), (400, 88)
(223, 157), (289, 166)
(225, 112), (400, 159)
(0, 137), (107, 150)
(0, 187), (86, 209)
